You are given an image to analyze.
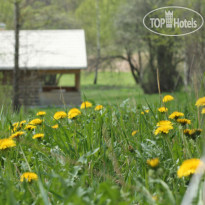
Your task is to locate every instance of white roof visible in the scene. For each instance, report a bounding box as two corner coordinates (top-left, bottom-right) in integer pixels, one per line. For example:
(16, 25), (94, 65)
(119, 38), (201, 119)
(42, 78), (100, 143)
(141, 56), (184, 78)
(0, 30), (87, 70)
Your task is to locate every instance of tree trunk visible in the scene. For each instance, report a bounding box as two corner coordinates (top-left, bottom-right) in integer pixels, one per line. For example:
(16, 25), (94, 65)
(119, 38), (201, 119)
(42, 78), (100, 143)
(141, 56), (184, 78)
(126, 51), (141, 85)
(13, 1), (20, 112)
(138, 51), (143, 82)
(94, 0), (100, 85)
(128, 60), (139, 85)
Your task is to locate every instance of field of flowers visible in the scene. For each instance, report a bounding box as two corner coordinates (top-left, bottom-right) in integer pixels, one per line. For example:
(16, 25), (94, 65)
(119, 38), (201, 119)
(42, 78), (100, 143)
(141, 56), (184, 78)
(0, 94), (205, 204)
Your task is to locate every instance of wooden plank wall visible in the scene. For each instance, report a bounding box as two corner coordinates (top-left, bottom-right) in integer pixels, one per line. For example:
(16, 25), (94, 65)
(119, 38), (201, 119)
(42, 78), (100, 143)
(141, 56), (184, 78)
(19, 71), (42, 106)
(0, 71), (42, 106)
(0, 69), (81, 106)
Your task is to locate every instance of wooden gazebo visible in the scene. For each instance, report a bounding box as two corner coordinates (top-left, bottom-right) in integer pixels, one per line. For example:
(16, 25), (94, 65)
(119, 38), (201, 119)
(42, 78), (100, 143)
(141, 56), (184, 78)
(0, 30), (87, 106)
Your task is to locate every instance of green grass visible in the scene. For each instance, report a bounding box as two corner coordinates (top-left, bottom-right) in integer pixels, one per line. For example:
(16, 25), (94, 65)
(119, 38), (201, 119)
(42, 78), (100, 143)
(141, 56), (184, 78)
(60, 71), (142, 105)
(60, 71), (137, 87)
(0, 72), (204, 204)
(0, 92), (205, 204)
(59, 71), (194, 106)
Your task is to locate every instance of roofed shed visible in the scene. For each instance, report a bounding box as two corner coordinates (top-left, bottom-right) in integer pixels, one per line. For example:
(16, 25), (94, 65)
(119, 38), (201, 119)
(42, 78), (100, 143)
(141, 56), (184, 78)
(0, 30), (87, 106)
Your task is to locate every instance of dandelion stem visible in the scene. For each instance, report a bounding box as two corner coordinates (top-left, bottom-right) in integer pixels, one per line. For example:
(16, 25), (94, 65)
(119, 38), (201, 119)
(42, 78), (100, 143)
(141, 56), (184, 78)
(20, 145), (31, 172)
(181, 129), (191, 158)
(165, 136), (174, 163)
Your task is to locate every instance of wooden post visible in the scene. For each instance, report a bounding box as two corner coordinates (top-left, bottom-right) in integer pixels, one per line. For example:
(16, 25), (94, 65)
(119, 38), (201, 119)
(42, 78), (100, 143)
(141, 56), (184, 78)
(75, 70), (80, 91)
(13, 0), (20, 112)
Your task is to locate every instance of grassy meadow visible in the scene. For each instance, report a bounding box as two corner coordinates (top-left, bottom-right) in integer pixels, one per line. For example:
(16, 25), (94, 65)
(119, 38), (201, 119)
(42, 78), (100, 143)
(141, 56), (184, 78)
(0, 72), (205, 204)
(60, 71), (193, 106)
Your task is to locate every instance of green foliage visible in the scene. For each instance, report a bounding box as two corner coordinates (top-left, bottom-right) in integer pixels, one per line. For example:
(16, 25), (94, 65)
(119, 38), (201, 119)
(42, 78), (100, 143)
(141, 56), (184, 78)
(114, 0), (185, 93)
(75, 0), (125, 54)
(0, 0), (13, 28)
(0, 0), (82, 29)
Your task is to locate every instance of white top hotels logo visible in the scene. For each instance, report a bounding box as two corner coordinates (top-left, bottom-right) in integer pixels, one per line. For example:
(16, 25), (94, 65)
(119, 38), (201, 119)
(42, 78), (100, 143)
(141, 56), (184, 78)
(143, 6), (204, 36)
(165, 11), (173, 28)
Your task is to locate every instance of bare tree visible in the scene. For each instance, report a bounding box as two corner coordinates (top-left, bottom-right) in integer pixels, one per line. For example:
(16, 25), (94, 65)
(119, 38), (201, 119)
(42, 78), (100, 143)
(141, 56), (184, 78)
(93, 0), (100, 84)
(13, 0), (20, 112)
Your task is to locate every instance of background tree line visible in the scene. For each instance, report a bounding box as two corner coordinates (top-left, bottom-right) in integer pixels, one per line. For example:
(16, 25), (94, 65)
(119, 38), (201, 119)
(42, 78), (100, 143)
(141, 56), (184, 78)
(0, 0), (205, 93)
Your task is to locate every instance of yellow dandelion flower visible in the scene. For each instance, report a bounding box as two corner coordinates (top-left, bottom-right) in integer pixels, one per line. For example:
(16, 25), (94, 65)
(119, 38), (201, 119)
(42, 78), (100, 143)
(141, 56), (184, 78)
(80, 101), (92, 109)
(9, 131), (25, 139)
(68, 108), (81, 119)
(177, 159), (204, 178)
(162, 95), (174, 103)
(201, 108), (205, 114)
(32, 133), (44, 139)
(156, 120), (172, 127)
(20, 172), (38, 182)
(24, 125), (36, 131)
(177, 118), (191, 125)
(54, 111), (67, 120)
(132, 130), (138, 136)
(152, 195), (158, 201)
(13, 122), (18, 126)
(52, 124), (59, 129)
(12, 122), (20, 132)
(158, 107), (168, 113)
(154, 124), (174, 135)
(29, 118), (43, 125)
(169, 111), (184, 120)
(155, 120), (173, 135)
(147, 158), (159, 168)
(95, 105), (103, 111)
(184, 129), (195, 136)
(20, 120), (26, 127)
(141, 110), (149, 115)
(195, 97), (205, 107)
(184, 129), (202, 139)
(36, 111), (46, 116)
(0, 138), (16, 150)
